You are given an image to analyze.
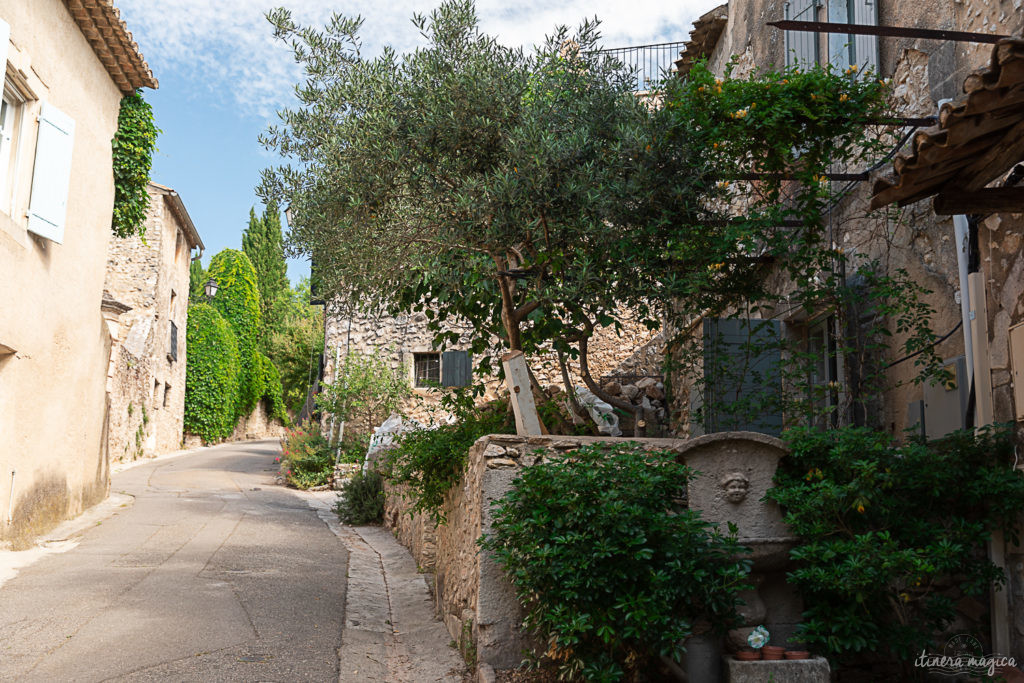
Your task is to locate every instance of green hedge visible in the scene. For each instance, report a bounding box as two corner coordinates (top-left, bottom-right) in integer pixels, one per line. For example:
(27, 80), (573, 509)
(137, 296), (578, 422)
(207, 249), (263, 418)
(184, 303), (240, 441)
(254, 351), (289, 424)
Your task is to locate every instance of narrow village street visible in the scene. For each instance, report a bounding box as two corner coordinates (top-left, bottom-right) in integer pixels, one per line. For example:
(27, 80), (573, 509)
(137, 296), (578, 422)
(0, 441), (463, 683)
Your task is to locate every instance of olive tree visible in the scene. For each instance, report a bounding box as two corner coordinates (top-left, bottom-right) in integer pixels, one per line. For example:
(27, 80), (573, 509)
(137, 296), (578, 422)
(258, 0), (707, 418)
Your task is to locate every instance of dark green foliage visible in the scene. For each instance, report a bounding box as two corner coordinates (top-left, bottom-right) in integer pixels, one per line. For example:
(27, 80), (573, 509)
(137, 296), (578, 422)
(184, 304), (240, 441)
(266, 278), (324, 413)
(259, 1), (694, 372)
(768, 425), (1024, 668)
(383, 391), (512, 523)
(207, 249), (263, 417)
(480, 443), (751, 681)
(334, 471), (385, 525)
(111, 91), (159, 239)
(242, 204), (289, 347)
(253, 351), (290, 424)
(189, 259), (207, 303)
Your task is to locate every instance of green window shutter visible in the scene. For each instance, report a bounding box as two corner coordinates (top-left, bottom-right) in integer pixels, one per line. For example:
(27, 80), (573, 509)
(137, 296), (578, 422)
(703, 318), (783, 436)
(785, 0), (820, 69)
(441, 350), (472, 387)
(27, 101), (75, 244)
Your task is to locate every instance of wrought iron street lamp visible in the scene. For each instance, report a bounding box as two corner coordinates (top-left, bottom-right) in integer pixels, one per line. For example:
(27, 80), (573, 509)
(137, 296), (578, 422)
(204, 277), (219, 300)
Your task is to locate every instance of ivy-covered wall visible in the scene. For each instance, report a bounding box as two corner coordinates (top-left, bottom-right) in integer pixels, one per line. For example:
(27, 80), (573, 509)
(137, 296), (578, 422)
(184, 249), (289, 443)
(207, 249), (263, 418)
(184, 303), (240, 442)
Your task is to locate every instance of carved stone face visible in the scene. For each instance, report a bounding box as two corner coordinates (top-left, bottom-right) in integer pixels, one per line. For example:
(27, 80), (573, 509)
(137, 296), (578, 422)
(720, 472), (750, 504)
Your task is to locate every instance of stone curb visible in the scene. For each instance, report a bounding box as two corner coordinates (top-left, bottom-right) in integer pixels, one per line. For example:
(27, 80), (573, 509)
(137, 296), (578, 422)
(300, 491), (466, 682)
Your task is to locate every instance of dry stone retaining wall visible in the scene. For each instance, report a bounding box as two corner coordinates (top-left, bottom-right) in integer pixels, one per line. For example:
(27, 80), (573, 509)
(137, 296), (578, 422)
(382, 431), (795, 668)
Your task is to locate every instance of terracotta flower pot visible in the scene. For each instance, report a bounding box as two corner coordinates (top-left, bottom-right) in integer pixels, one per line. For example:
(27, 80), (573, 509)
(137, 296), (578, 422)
(785, 650), (810, 660)
(734, 650), (762, 661)
(762, 646), (785, 657)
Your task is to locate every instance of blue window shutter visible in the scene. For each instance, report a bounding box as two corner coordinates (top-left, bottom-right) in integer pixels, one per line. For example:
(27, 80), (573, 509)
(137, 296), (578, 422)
(851, 0), (879, 74)
(703, 318), (783, 436)
(27, 102), (75, 244)
(827, 0), (854, 68)
(785, 0), (819, 69)
(441, 350), (471, 387)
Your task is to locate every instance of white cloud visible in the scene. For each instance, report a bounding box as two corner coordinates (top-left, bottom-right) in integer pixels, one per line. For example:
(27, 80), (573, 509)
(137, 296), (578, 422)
(117, 0), (721, 118)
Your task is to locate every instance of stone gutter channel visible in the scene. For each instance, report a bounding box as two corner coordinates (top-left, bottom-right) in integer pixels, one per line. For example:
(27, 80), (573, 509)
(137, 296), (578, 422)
(302, 491), (468, 682)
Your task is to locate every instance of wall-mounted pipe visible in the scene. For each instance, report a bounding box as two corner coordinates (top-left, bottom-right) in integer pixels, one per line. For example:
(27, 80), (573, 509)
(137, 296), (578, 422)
(7, 468), (15, 525)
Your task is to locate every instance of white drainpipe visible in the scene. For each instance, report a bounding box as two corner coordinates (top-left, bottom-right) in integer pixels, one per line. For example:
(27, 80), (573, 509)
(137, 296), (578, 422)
(953, 214), (974, 387)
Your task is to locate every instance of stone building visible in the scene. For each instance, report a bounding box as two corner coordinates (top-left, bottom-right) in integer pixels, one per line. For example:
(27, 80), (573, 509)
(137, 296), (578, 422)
(0, 0), (156, 547)
(668, 0), (1024, 660)
(104, 183), (204, 461)
(321, 304), (663, 433)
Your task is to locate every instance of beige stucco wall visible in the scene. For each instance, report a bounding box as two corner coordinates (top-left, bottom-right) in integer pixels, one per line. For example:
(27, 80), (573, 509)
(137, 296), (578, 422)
(0, 0), (127, 546)
(104, 185), (195, 462)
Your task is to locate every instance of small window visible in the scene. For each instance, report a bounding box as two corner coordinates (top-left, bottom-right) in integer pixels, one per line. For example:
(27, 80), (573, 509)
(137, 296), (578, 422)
(163, 383), (171, 408)
(0, 83), (26, 215)
(153, 379), (161, 407)
(413, 352), (440, 387)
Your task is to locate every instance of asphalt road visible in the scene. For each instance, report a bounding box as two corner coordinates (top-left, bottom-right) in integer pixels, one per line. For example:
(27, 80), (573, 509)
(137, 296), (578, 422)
(0, 440), (348, 682)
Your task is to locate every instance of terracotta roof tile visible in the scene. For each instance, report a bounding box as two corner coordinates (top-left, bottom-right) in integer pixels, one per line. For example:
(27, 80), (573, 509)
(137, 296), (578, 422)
(674, 5), (729, 79)
(64, 0), (157, 93)
(870, 38), (1024, 210)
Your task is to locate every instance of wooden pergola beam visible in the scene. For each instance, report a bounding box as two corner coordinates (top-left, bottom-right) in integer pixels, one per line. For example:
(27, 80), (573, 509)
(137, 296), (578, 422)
(933, 187), (1024, 215)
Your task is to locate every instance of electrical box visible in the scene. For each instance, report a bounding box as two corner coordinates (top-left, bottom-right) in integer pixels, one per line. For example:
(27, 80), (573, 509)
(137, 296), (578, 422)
(1010, 322), (1024, 422)
(923, 356), (970, 440)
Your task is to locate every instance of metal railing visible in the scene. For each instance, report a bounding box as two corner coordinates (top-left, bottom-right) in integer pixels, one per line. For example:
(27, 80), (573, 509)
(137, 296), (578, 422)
(594, 41), (687, 91)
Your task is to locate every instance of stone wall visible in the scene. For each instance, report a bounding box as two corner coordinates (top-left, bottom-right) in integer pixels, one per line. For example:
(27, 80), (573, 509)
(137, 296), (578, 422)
(668, 0), (1023, 439)
(323, 304), (663, 434)
(104, 184), (196, 462)
(382, 431), (797, 669)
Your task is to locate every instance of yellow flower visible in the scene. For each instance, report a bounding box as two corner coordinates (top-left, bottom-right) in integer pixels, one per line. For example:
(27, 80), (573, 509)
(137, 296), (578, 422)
(698, 85), (706, 93)
(839, 93), (849, 102)
(856, 503), (865, 514)
(900, 592), (910, 602)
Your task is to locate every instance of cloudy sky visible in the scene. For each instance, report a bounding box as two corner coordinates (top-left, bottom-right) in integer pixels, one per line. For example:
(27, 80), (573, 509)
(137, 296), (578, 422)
(116, 0), (722, 282)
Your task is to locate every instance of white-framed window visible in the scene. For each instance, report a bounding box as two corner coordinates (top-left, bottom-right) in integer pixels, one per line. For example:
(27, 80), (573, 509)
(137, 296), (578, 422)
(784, 0), (878, 74)
(0, 79), (27, 216)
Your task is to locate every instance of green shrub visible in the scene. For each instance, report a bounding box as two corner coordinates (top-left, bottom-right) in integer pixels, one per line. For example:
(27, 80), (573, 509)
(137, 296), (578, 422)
(279, 425), (334, 489)
(383, 392), (512, 523)
(207, 249), (263, 418)
(479, 443), (751, 681)
(183, 303), (240, 442)
(334, 470), (385, 525)
(254, 350), (290, 424)
(315, 348), (411, 437)
(336, 434), (370, 465)
(768, 425), (1024, 669)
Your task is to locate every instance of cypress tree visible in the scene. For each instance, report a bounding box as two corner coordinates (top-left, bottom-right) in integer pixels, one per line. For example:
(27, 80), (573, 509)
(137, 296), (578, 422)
(242, 203), (289, 347)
